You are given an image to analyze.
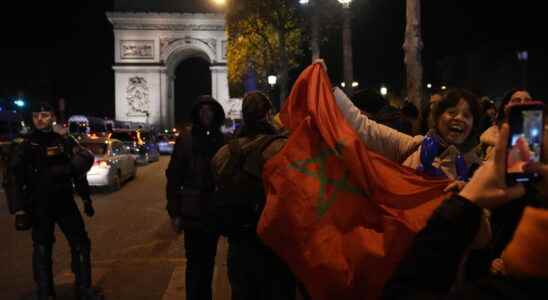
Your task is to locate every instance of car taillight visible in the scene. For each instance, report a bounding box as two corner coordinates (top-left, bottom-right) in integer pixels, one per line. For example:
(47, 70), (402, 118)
(94, 159), (109, 168)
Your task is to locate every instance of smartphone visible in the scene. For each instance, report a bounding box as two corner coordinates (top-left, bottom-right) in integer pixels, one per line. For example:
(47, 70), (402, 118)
(506, 101), (544, 184)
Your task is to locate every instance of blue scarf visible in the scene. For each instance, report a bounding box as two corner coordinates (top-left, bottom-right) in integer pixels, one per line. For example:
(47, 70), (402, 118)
(417, 132), (469, 181)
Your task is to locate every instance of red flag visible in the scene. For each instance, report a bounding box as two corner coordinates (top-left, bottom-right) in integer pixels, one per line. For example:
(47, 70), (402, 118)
(257, 64), (451, 299)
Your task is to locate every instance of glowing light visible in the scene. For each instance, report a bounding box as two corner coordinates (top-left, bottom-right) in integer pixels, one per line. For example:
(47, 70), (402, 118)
(337, 0), (353, 8)
(212, 0), (226, 6)
(299, 0), (309, 4)
(14, 99), (25, 107)
(268, 75), (277, 87)
(441, 85), (447, 90)
(380, 86), (388, 96)
(341, 81), (359, 88)
(427, 83), (432, 89)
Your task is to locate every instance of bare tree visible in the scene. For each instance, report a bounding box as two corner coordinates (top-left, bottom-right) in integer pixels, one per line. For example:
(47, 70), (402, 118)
(403, 0), (424, 109)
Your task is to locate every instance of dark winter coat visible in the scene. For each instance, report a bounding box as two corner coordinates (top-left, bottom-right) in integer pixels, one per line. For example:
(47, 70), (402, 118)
(165, 98), (227, 221)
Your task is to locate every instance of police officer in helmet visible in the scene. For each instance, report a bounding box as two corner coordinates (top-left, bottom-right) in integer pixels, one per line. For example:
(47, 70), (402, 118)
(4, 102), (101, 300)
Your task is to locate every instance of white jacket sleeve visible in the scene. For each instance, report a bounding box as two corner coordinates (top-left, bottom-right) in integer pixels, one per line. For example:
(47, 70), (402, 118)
(333, 87), (423, 163)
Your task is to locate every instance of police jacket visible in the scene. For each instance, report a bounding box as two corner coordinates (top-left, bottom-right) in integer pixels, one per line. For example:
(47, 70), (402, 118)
(4, 130), (94, 214)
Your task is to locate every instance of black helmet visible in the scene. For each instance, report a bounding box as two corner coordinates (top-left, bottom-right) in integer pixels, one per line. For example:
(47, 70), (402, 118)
(30, 101), (54, 113)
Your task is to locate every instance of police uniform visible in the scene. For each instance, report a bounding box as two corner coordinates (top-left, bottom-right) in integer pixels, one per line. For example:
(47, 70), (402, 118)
(4, 103), (99, 300)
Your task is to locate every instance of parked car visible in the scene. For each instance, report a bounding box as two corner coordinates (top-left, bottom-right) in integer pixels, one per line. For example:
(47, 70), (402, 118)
(81, 137), (137, 191)
(157, 133), (176, 154)
(110, 129), (160, 164)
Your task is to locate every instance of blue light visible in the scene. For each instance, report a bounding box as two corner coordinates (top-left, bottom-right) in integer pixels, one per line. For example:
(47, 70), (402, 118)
(14, 99), (25, 107)
(531, 128), (539, 137)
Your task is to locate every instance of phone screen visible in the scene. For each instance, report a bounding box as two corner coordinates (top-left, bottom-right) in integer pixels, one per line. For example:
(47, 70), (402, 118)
(507, 103), (544, 183)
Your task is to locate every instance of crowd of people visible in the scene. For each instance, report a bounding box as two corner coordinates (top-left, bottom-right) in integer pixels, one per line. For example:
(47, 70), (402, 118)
(5, 59), (547, 300)
(165, 59), (547, 300)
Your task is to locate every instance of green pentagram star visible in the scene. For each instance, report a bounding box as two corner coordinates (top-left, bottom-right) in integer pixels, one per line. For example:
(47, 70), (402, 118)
(288, 141), (363, 217)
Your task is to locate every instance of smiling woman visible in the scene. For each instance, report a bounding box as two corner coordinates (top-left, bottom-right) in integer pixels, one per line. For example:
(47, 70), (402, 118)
(332, 84), (481, 181)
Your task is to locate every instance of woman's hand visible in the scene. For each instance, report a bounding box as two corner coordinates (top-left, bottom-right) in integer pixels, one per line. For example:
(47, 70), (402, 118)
(443, 180), (466, 193)
(313, 58), (327, 72)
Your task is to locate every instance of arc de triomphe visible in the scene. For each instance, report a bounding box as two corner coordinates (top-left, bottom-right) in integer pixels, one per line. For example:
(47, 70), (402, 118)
(107, 12), (233, 129)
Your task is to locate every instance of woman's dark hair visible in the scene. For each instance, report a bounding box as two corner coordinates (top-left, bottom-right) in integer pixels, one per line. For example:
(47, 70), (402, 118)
(496, 88), (529, 124)
(431, 88), (480, 150)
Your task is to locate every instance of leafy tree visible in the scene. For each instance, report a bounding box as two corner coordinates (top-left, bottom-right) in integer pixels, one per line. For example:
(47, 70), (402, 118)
(226, 0), (304, 107)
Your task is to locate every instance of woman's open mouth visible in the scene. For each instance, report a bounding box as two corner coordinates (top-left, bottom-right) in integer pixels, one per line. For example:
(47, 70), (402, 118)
(448, 123), (465, 134)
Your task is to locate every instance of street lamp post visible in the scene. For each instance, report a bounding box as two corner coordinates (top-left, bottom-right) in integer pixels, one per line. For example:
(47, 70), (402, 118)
(268, 75), (278, 109)
(268, 75), (278, 88)
(338, 0), (354, 96)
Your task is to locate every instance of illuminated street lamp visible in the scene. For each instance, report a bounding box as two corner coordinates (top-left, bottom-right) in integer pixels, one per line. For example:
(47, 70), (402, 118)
(340, 81), (359, 88)
(337, 0), (352, 8)
(380, 86), (388, 97)
(441, 85), (447, 91)
(268, 75), (277, 88)
(338, 0), (354, 95)
(427, 83), (432, 89)
(212, 0), (226, 6)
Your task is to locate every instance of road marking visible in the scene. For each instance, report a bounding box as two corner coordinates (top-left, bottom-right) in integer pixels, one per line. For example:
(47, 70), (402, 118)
(161, 266), (186, 300)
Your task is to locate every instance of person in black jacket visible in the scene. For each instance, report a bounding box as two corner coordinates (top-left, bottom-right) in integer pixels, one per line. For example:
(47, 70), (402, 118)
(4, 102), (99, 300)
(382, 123), (548, 299)
(165, 95), (226, 300)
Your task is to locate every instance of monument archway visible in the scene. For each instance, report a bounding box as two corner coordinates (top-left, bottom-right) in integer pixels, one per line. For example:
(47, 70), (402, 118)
(107, 12), (230, 129)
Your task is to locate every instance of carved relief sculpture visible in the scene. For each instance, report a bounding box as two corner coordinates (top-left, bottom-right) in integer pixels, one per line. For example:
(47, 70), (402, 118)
(126, 77), (150, 115)
(121, 40), (154, 59)
(221, 40), (227, 60)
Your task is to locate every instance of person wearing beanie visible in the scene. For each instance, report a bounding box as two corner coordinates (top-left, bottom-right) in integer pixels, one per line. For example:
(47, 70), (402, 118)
(382, 123), (548, 299)
(4, 102), (99, 300)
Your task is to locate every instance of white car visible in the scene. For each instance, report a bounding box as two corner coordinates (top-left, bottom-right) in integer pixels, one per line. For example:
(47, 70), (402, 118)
(81, 137), (137, 191)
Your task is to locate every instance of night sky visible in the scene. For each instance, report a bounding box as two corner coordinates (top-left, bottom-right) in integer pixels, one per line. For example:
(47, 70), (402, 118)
(0, 0), (546, 120)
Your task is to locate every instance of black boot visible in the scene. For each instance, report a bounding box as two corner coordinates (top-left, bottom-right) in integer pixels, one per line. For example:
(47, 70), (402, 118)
(71, 240), (102, 300)
(32, 243), (56, 300)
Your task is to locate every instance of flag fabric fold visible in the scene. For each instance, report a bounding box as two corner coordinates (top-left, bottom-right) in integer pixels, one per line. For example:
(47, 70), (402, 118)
(257, 64), (451, 299)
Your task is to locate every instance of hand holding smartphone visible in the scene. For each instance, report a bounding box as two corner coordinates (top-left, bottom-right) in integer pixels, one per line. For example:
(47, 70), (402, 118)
(506, 101), (545, 184)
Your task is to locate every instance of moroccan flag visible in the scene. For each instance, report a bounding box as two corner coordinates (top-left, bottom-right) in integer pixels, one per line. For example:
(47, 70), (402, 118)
(257, 64), (451, 300)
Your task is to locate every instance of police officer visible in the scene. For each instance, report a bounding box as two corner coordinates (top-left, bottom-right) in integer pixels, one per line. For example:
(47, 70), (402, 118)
(4, 102), (100, 300)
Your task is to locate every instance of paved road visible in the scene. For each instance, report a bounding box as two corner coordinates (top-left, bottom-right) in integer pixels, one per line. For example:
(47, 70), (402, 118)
(0, 157), (230, 300)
